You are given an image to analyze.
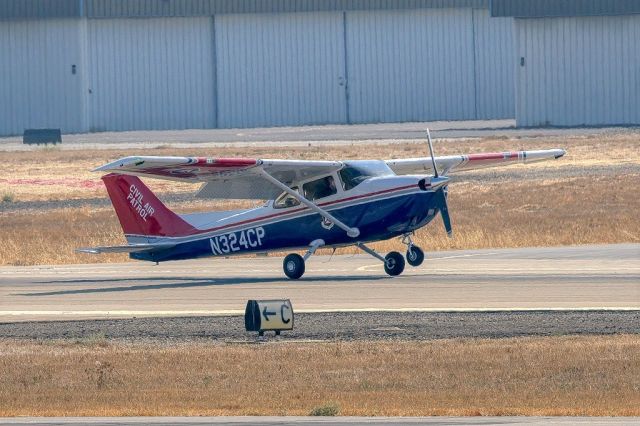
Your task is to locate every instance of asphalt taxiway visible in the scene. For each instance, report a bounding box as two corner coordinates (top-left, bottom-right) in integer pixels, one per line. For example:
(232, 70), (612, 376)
(0, 244), (637, 322)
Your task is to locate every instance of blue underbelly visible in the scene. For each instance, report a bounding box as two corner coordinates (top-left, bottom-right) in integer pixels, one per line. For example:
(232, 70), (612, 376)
(133, 191), (438, 262)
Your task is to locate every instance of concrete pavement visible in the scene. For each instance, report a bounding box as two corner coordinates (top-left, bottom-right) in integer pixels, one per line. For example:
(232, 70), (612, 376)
(0, 244), (637, 322)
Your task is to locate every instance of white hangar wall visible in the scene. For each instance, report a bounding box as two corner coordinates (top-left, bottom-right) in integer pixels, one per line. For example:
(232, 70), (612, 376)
(346, 8), (477, 123)
(0, 18), (87, 135)
(215, 12), (348, 128)
(344, 8), (514, 123)
(473, 8), (515, 120)
(217, 8), (515, 128)
(87, 17), (216, 132)
(515, 14), (640, 127)
(0, 6), (516, 135)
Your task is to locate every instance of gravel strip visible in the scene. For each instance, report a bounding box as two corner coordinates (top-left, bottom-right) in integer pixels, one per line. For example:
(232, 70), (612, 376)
(1, 311), (638, 343)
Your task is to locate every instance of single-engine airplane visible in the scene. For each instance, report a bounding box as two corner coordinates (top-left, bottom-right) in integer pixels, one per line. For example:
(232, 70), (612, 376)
(79, 132), (565, 279)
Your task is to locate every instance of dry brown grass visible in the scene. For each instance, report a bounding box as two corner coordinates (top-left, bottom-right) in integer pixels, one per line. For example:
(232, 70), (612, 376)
(0, 335), (638, 416)
(0, 134), (638, 265)
(1, 173), (637, 266)
(1, 133), (638, 202)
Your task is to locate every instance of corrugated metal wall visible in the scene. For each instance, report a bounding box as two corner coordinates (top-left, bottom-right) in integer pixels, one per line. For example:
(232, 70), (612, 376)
(515, 15), (640, 127)
(87, 17), (215, 132)
(346, 8), (475, 123)
(0, 0), (490, 19)
(0, 18), (86, 135)
(345, 7), (514, 123)
(0, 0), (80, 19)
(491, 0), (640, 18)
(215, 12), (348, 128)
(473, 8), (515, 119)
(0, 5), (517, 135)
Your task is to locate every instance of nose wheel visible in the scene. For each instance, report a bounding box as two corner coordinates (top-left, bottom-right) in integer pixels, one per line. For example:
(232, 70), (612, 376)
(402, 234), (425, 267)
(406, 245), (425, 267)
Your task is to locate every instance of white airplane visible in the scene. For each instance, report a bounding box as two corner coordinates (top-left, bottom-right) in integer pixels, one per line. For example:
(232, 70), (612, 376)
(79, 132), (565, 279)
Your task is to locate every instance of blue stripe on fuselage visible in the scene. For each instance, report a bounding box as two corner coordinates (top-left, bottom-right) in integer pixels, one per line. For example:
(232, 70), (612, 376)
(131, 191), (438, 262)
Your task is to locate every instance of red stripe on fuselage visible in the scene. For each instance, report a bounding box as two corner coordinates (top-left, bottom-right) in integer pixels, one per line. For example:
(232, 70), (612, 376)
(130, 183), (420, 239)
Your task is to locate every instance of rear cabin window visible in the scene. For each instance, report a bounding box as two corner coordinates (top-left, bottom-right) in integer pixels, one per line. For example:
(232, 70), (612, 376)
(303, 176), (337, 201)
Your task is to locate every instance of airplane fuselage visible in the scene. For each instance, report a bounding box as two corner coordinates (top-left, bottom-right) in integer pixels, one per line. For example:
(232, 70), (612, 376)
(130, 176), (443, 263)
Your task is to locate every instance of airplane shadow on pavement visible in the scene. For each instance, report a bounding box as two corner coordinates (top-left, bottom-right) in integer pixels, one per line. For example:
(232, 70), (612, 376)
(20, 275), (388, 297)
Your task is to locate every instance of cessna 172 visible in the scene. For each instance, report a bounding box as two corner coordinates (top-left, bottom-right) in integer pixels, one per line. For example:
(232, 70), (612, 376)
(79, 132), (565, 279)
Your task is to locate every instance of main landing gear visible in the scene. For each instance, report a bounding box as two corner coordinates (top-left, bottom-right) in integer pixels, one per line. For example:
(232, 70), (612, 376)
(283, 253), (305, 279)
(356, 242), (406, 277)
(283, 239), (324, 280)
(283, 236), (425, 279)
(356, 235), (425, 277)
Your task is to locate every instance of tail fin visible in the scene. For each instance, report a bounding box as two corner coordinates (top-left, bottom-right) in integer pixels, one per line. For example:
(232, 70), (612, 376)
(102, 173), (196, 237)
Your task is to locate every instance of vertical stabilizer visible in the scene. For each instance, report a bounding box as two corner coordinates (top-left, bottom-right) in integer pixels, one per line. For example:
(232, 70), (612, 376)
(102, 173), (196, 237)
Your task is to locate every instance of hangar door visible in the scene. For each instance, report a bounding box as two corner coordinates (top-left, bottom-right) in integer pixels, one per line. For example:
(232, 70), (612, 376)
(215, 12), (348, 128)
(0, 19), (85, 136)
(346, 8), (476, 123)
(515, 15), (640, 127)
(88, 17), (215, 132)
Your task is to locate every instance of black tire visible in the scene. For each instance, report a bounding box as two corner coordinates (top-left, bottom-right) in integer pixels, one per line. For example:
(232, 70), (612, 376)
(406, 246), (425, 267)
(283, 253), (305, 279)
(384, 251), (405, 276)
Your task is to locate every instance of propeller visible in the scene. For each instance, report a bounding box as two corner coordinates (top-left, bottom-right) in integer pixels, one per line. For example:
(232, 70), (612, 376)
(426, 129), (453, 238)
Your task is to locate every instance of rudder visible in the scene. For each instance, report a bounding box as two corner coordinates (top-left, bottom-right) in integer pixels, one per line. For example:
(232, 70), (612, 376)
(102, 173), (196, 237)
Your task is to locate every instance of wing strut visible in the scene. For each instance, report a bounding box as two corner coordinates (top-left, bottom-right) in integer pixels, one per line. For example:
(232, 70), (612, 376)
(259, 169), (360, 238)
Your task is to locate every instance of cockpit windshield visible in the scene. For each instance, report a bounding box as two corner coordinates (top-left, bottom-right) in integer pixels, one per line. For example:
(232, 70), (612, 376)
(338, 160), (394, 191)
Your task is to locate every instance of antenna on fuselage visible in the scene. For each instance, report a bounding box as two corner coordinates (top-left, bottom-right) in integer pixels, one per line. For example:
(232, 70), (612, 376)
(426, 128), (438, 178)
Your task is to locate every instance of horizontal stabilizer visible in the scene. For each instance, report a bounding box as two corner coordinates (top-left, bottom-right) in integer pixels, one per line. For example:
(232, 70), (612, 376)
(76, 243), (174, 254)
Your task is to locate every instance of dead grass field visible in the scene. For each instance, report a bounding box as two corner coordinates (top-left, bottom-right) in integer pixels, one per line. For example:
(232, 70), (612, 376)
(1, 133), (638, 202)
(0, 134), (638, 265)
(0, 335), (638, 416)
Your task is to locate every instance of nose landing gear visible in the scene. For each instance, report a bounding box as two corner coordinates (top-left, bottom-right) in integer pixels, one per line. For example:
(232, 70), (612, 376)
(402, 234), (425, 267)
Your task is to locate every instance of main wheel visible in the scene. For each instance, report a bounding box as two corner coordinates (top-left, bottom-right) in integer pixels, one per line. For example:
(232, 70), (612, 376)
(283, 253), (305, 279)
(384, 251), (405, 276)
(406, 246), (425, 267)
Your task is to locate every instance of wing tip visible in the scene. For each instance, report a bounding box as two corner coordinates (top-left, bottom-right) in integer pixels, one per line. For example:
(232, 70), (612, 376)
(554, 149), (567, 159)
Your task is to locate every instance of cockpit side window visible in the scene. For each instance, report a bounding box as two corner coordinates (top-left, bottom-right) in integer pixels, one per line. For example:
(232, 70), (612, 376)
(339, 166), (369, 191)
(273, 186), (301, 209)
(338, 161), (394, 191)
(302, 176), (337, 201)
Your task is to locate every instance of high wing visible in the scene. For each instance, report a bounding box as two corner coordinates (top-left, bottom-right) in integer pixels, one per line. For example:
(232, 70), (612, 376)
(94, 156), (342, 200)
(94, 148), (565, 200)
(386, 149), (566, 175)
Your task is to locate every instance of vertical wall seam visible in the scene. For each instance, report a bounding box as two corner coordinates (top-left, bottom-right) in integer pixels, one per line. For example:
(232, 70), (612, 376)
(471, 7), (478, 119)
(342, 11), (351, 124)
(212, 14), (219, 128)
